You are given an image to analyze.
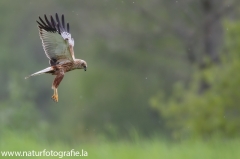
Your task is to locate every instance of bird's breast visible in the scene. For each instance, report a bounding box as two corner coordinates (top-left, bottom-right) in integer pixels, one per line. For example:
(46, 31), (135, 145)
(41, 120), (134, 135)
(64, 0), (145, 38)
(52, 62), (75, 73)
(62, 62), (74, 72)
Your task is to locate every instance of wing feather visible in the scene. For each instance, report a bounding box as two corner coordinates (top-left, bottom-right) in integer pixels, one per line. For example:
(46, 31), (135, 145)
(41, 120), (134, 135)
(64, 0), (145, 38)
(39, 16), (48, 27)
(44, 14), (53, 28)
(37, 13), (75, 64)
(67, 23), (70, 32)
(62, 14), (65, 29)
(50, 16), (56, 29)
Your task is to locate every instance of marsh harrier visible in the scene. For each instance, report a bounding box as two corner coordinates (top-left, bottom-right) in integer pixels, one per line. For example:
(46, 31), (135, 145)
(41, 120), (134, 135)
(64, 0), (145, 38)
(25, 13), (87, 102)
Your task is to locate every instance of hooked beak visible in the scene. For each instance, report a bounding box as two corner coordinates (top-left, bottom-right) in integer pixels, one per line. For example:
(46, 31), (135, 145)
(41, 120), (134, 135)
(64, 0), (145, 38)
(84, 66), (87, 71)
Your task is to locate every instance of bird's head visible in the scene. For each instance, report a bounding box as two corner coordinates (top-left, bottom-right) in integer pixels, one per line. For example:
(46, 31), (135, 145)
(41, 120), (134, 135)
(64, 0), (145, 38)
(80, 60), (87, 71)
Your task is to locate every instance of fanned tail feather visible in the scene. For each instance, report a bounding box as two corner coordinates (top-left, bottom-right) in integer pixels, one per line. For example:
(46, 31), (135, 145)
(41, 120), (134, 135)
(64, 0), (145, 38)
(25, 67), (53, 79)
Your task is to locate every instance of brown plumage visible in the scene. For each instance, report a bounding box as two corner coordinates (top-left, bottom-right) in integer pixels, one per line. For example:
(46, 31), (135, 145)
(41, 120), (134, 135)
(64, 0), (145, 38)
(25, 13), (87, 102)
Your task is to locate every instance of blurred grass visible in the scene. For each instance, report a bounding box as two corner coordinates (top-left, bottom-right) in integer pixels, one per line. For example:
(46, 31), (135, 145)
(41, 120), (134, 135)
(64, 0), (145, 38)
(1, 131), (240, 159)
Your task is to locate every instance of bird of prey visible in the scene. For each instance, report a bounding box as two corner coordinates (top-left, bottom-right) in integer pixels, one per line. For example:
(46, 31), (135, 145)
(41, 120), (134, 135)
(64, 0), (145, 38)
(25, 13), (87, 102)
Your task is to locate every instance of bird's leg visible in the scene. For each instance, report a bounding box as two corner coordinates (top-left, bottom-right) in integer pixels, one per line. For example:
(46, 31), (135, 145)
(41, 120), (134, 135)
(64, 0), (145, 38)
(51, 87), (58, 102)
(51, 70), (64, 102)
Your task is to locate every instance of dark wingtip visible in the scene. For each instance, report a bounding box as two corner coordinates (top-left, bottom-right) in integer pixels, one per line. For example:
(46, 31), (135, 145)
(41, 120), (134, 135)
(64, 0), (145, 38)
(50, 15), (56, 28)
(62, 14), (65, 29)
(38, 16), (48, 27)
(37, 13), (69, 34)
(67, 23), (69, 32)
(55, 13), (62, 33)
(55, 13), (59, 22)
(44, 14), (52, 28)
(36, 20), (44, 28)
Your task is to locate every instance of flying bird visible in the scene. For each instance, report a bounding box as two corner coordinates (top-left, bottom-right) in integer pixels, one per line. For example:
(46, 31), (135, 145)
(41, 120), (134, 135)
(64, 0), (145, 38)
(25, 13), (87, 102)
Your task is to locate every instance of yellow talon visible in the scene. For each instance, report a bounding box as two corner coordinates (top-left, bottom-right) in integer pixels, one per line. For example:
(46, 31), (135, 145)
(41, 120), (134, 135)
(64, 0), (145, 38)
(51, 94), (58, 102)
(51, 88), (59, 102)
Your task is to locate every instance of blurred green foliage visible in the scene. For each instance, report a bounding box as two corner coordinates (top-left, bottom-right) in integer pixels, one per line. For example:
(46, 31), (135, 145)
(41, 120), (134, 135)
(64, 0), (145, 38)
(150, 21), (240, 139)
(0, 2), (240, 157)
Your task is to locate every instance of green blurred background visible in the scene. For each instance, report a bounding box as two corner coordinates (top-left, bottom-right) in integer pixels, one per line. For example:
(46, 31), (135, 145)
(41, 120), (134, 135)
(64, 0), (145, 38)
(1, 0), (240, 158)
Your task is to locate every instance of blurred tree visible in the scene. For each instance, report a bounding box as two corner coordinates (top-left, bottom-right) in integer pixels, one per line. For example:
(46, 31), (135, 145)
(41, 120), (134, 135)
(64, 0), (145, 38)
(150, 21), (240, 139)
(138, 0), (240, 92)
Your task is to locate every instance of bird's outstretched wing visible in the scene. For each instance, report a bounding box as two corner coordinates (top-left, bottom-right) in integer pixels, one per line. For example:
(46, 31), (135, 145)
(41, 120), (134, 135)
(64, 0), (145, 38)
(37, 13), (75, 65)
